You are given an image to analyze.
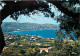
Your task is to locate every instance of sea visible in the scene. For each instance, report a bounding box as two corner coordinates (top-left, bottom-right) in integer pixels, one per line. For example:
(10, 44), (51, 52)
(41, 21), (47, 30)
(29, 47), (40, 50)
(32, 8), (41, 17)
(6, 30), (77, 40)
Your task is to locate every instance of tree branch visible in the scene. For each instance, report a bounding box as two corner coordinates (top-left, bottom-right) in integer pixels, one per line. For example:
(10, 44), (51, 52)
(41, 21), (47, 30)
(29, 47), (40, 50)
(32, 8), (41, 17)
(48, 1), (79, 18)
(1, 1), (49, 21)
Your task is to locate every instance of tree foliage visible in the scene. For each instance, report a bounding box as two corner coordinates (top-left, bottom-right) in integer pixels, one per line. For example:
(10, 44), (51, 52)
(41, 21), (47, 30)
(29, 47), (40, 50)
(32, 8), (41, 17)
(0, 0), (79, 53)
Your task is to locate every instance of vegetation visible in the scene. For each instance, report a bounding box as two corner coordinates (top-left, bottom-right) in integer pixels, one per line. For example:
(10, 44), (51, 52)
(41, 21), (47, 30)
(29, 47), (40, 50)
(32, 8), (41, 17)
(56, 2), (80, 40)
(0, 34), (80, 56)
(0, 0), (79, 54)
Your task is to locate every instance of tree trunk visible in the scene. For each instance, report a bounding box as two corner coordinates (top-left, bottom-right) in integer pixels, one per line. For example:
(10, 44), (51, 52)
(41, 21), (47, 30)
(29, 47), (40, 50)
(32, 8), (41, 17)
(0, 21), (5, 54)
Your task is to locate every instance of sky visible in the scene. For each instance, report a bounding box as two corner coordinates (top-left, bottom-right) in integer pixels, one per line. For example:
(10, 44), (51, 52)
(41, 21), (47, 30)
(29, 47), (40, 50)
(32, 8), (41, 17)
(1, 2), (61, 25)
(1, 1), (80, 25)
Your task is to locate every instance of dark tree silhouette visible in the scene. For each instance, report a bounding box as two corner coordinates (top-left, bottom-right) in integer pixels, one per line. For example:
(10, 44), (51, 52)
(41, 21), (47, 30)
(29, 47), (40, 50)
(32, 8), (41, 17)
(0, 0), (79, 53)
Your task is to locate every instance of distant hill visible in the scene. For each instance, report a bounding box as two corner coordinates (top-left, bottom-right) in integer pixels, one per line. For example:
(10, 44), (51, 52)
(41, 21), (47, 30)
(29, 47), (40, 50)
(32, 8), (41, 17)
(1, 22), (59, 32)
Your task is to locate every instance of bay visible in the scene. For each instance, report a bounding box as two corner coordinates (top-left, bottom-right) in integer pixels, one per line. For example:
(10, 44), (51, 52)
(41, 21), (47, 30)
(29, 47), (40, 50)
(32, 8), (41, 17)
(6, 30), (77, 40)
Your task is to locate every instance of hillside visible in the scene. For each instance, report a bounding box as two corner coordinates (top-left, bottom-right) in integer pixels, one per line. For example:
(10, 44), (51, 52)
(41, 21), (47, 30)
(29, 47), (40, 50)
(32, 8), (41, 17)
(1, 22), (59, 32)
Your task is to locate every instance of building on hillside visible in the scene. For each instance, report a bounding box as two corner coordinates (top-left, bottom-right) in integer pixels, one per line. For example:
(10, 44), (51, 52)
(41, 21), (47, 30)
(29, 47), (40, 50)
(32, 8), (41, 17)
(31, 35), (35, 39)
(2, 47), (9, 51)
(39, 48), (48, 53)
(36, 43), (41, 46)
(4, 37), (7, 40)
(39, 46), (54, 53)
(71, 52), (78, 56)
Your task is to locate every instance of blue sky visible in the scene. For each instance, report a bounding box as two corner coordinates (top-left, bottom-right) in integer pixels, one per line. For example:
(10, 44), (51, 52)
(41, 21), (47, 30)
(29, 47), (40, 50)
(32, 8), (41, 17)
(2, 3), (61, 25)
(1, 2), (80, 25)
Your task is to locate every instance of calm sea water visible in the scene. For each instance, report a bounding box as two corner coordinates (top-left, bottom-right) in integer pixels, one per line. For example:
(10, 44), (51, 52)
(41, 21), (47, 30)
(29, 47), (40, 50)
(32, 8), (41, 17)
(7, 30), (77, 40)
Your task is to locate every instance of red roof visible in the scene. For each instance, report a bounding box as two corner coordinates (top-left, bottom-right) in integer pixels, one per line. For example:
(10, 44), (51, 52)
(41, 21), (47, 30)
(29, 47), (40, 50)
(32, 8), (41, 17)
(39, 48), (48, 50)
